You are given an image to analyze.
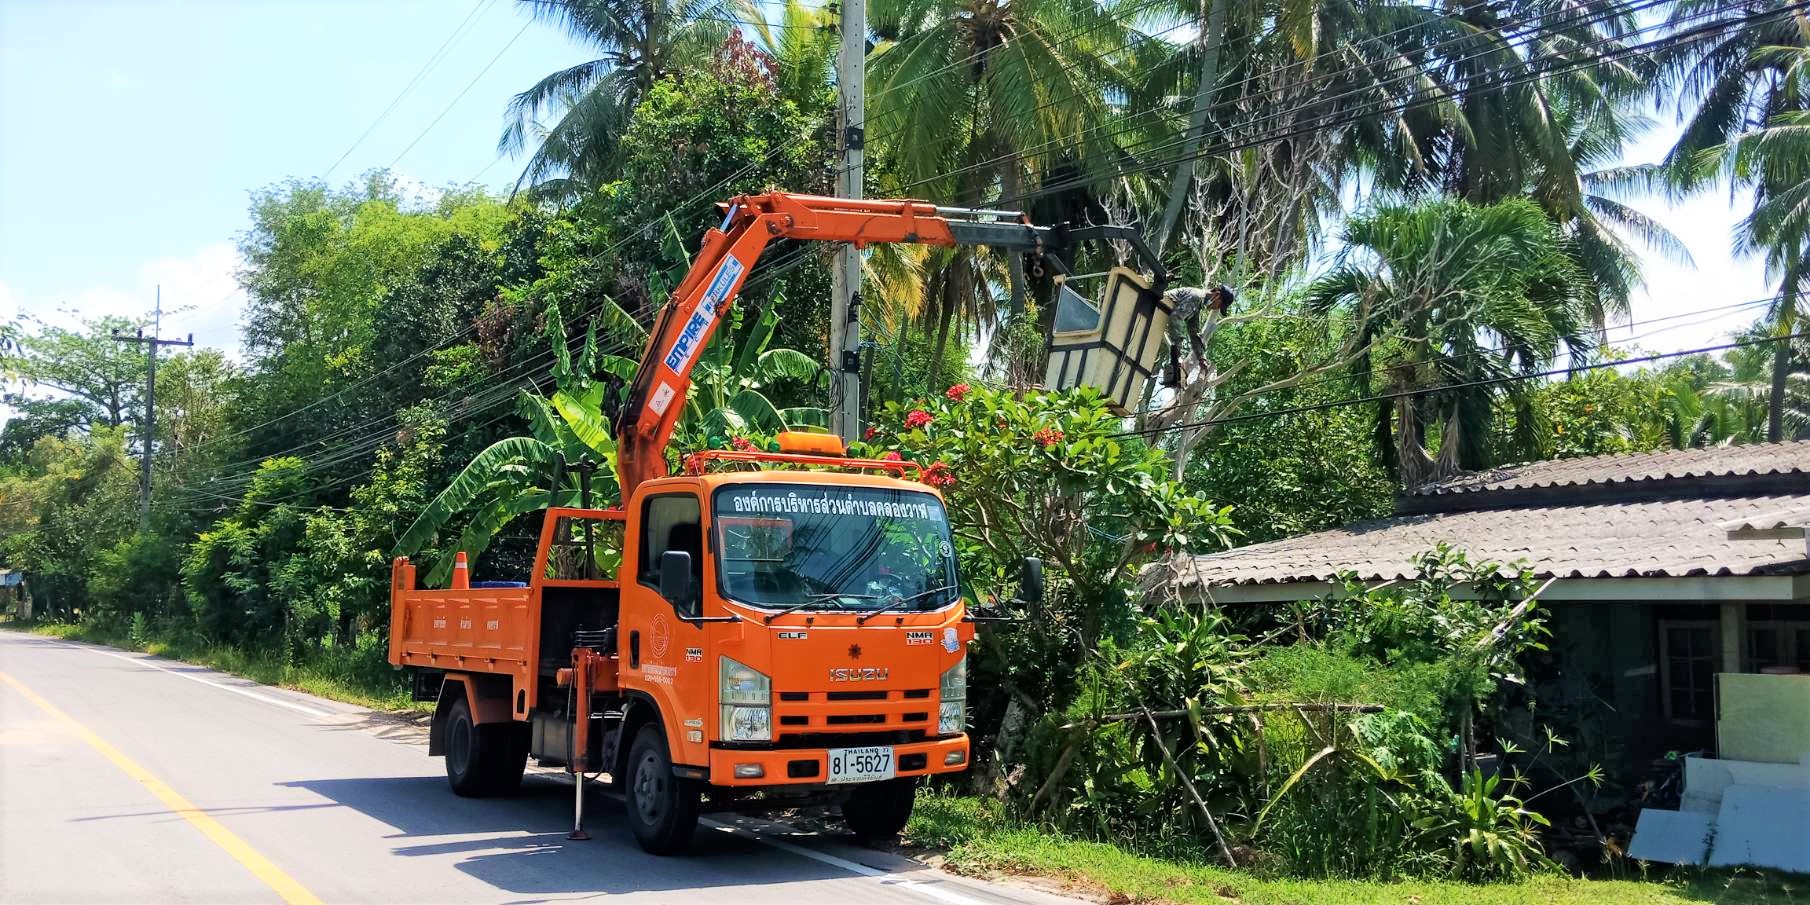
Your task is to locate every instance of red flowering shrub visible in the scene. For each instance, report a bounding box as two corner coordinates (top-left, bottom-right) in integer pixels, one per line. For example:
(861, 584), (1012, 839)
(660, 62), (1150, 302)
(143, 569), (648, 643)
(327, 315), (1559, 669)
(904, 409), (934, 429)
(730, 437), (757, 452)
(945, 383), (971, 401)
(921, 462), (956, 488)
(1034, 427), (1065, 448)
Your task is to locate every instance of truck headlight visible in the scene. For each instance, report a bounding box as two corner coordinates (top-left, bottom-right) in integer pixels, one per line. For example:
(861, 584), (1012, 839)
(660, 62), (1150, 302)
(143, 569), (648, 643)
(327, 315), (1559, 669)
(720, 656), (772, 741)
(938, 701), (965, 735)
(720, 656), (770, 705)
(723, 704), (772, 742)
(938, 656), (966, 734)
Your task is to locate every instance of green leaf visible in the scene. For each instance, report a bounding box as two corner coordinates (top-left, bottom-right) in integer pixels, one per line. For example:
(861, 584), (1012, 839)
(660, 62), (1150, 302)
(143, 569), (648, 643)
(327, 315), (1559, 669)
(392, 437), (557, 561)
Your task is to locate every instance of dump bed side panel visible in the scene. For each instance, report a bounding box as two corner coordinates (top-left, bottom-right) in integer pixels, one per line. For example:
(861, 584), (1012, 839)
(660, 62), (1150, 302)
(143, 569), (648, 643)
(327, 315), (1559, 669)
(390, 584), (535, 677)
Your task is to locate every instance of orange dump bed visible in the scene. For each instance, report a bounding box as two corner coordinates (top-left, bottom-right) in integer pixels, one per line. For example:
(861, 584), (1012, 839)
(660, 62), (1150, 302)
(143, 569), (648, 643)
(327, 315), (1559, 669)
(387, 557), (534, 676)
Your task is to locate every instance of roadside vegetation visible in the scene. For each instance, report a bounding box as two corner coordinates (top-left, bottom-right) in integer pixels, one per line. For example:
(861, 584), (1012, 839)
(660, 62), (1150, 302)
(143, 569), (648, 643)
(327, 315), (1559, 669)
(3, 0), (1810, 896)
(907, 795), (1801, 905)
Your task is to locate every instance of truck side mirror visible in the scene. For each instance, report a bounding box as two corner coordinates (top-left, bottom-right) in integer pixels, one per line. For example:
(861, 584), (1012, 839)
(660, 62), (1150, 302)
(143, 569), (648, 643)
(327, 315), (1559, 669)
(660, 550), (695, 609)
(1019, 556), (1044, 606)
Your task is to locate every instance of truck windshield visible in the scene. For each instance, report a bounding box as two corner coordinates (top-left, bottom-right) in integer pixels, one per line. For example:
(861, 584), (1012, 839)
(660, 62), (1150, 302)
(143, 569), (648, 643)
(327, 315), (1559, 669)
(712, 484), (959, 612)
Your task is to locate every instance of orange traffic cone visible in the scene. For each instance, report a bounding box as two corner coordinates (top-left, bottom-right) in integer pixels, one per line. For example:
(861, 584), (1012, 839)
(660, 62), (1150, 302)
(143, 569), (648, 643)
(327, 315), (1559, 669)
(451, 552), (470, 590)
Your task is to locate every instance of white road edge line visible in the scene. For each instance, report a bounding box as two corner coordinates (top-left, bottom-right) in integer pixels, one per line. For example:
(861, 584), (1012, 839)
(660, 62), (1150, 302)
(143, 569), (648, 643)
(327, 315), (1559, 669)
(700, 817), (998, 905)
(47, 640), (335, 719)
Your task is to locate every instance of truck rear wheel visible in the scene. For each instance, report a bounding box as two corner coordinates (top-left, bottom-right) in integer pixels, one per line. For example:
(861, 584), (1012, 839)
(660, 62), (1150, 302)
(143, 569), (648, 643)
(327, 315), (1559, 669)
(624, 725), (700, 854)
(443, 696), (527, 797)
(841, 777), (917, 842)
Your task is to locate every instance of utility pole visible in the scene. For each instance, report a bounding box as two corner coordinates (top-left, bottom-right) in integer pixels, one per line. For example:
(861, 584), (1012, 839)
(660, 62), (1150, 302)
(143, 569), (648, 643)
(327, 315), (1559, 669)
(1154, 0), (1229, 256)
(112, 286), (193, 531)
(829, 0), (866, 443)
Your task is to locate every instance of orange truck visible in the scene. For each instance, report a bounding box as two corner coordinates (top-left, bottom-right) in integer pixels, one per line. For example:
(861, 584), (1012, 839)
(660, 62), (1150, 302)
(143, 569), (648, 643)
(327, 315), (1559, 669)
(388, 193), (1158, 853)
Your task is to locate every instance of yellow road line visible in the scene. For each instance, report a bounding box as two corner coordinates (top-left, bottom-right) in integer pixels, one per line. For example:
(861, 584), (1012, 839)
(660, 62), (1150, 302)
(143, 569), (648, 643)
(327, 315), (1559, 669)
(0, 669), (325, 905)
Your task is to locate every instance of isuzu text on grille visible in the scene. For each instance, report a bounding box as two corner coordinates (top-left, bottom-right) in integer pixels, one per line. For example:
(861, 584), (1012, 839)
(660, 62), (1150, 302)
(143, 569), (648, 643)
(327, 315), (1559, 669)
(828, 667), (891, 682)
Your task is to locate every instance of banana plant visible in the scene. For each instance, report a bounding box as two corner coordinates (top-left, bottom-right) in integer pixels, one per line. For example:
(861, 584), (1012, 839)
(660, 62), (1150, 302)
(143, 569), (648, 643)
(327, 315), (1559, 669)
(676, 296), (829, 451)
(395, 290), (828, 586)
(393, 299), (634, 587)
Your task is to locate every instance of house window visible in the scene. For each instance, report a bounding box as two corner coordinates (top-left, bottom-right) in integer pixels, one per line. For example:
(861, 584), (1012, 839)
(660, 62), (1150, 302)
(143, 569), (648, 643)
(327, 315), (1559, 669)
(1745, 604), (1810, 673)
(1658, 620), (1719, 723)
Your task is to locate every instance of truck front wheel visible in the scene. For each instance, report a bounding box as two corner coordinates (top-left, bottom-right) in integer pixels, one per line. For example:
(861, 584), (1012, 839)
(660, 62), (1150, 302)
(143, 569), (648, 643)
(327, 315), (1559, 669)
(625, 725), (700, 854)
(443, 696), (527, 797)
(841, 777), (917, 842)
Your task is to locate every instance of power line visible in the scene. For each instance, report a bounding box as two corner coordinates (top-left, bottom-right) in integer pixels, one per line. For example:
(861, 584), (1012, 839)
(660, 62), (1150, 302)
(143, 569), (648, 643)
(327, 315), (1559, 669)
(161, 0), (1730, 504)
(176, 325), (642, 496)
(1116, 330), (1810, 439)
(1181, 292), (1785, 419)
(992, 0), (1807, 210)
(324, 0), (499, 178)
(388, 17), (536, 170)
(892, 0), (1661, 195)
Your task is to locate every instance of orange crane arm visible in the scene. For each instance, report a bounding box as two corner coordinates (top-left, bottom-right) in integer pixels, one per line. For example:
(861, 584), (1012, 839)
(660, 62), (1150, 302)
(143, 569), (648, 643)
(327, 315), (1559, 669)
(613, 192), (1061, 497)
(608, 189), (1165, 495)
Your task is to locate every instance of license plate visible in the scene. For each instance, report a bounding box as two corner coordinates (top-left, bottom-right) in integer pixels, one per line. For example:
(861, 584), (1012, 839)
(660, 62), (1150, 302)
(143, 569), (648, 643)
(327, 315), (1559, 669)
(827, 745), (895, 784)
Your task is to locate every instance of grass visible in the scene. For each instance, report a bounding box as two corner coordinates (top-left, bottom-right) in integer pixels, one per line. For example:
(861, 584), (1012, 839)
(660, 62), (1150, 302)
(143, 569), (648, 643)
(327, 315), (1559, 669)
(6, 621), (428, 713)
(906, 795), (1804, 905)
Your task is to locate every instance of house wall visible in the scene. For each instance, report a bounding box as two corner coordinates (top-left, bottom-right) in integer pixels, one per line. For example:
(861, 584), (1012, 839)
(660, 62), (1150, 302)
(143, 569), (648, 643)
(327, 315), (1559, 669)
(1542, 601), (1719, 801)
(1544, 599), (1810, 800)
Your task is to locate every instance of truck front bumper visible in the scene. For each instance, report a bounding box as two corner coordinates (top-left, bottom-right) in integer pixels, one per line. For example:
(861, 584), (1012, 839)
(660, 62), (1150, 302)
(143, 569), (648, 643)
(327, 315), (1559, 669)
(706, 734), (970, 787)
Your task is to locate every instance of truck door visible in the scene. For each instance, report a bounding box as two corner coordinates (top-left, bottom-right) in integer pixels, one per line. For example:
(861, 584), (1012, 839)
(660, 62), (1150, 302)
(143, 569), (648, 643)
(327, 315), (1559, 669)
(622, 488), (711, 766)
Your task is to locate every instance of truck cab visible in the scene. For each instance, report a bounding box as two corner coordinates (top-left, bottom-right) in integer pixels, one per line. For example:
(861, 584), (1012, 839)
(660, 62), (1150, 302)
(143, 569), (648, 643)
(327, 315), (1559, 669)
(389, 440), (1020, 853)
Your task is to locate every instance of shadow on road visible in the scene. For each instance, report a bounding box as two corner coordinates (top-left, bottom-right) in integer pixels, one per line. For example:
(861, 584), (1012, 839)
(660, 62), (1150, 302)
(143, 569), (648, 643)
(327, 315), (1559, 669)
(282, 774), (860, 897)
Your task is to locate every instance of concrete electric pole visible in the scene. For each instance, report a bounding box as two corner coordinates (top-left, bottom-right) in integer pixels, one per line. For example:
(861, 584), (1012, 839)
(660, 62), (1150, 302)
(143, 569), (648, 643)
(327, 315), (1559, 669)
(829, 0), (866, 443)
(111, 286), (193, 531)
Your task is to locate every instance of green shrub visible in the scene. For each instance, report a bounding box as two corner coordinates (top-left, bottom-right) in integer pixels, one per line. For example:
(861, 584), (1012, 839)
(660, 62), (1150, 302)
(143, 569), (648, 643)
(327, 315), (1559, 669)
(1247, 645), (1450, 729)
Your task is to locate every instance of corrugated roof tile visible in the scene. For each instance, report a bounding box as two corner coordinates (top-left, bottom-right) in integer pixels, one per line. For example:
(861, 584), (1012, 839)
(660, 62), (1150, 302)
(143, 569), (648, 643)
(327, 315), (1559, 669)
(1168, 494), (1810, 588)
(1408, 440), (1810, 496)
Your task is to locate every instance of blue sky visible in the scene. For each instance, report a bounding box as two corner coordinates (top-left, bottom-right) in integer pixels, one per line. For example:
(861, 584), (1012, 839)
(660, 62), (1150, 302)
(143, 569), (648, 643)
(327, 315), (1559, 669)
(0, 0), (1779, 365)
(0, 0), (594, 349)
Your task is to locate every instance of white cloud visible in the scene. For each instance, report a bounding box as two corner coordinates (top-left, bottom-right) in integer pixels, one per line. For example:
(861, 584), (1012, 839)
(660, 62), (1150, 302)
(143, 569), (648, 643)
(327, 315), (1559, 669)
(388, 170), (448, 208)
(13, 243), (245, 355)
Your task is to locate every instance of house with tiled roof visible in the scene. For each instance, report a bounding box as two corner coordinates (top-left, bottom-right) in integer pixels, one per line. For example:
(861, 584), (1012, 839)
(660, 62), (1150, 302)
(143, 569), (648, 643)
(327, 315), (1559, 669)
(1162, 439), (1810, 767)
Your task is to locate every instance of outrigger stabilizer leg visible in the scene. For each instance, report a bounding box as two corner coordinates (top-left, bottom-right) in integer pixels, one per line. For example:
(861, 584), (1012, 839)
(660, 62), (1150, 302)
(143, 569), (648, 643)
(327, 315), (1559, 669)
(565, 647), (605, 841)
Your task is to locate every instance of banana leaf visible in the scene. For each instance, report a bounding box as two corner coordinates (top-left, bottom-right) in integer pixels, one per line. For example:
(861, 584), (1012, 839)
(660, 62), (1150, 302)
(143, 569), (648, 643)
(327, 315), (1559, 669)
(392, 437), (556, 559)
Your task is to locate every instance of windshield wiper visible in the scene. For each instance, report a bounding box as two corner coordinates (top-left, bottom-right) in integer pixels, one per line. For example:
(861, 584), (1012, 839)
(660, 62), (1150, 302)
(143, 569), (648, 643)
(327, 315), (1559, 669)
(762, 593), (884, 624)
(856, 584), (959, 624)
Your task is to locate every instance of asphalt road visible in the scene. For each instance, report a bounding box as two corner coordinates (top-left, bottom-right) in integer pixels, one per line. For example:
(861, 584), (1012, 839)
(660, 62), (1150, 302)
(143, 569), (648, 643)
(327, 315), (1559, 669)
(0, 631), (1081, 905)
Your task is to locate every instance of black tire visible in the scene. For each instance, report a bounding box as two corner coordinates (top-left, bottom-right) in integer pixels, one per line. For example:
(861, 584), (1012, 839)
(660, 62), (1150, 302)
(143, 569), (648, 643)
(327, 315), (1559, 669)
(624, 725), (701, 854)
(841, 777), (917, 842)
(443, 696), (528, 797)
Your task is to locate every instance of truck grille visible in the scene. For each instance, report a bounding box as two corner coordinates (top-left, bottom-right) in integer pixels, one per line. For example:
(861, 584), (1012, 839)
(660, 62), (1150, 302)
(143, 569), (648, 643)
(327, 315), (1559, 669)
(768, 689), (939, 742)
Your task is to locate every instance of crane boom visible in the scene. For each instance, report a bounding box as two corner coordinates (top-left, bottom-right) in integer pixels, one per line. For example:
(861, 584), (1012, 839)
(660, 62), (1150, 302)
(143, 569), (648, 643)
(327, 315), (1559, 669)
(612, 192), (1060, 497)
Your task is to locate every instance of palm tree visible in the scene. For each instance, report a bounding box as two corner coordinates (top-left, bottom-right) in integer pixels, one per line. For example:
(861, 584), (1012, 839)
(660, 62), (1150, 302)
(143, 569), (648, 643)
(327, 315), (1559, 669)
(1721, 50), (1810, 439)
(767, 0), (838, 115)
(1698, 326), (1810, 442)
(1656, 2), (1810, 439)
(499, 0), (759, 200)
(863, 0), (1154, 374)
(1142, 0), (1662, 318)
(1305, 197), (1592, 485)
